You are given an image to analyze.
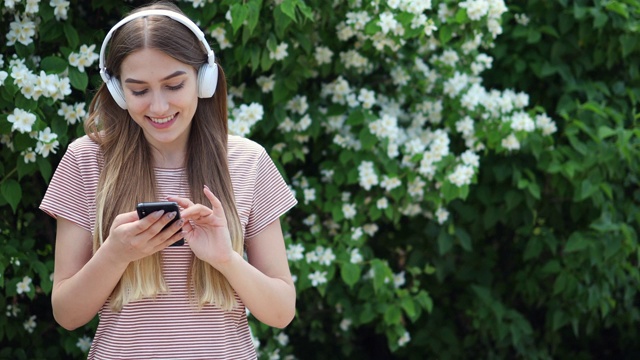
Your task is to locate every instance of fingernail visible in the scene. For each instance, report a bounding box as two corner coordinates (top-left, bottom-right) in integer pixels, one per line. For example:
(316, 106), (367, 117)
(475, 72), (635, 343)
(167, 211), (176, 219)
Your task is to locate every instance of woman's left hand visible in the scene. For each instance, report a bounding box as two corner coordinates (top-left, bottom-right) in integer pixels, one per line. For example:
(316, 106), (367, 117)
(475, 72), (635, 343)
(167, 185), (235, 267)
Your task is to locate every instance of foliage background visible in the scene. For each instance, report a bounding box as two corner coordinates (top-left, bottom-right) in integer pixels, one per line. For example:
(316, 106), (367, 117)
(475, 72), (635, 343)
(1, 0), (638, 359)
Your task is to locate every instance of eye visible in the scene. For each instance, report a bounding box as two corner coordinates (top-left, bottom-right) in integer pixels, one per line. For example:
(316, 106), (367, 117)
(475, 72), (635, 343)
(131, 89), (148, 97)
(167, 82), (185, 91)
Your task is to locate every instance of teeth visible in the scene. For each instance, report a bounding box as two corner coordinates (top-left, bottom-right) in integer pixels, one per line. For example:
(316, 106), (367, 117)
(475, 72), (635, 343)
(150, 114), (174, 124)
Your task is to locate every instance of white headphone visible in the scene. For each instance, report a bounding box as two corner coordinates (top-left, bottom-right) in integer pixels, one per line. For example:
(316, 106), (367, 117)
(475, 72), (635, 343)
(98, 9), (219, 109)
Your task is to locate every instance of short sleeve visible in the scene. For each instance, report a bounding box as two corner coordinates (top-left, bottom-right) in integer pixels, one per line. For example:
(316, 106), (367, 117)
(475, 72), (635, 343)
(244, 149), (297, 239)
(40, 138), (96, 233)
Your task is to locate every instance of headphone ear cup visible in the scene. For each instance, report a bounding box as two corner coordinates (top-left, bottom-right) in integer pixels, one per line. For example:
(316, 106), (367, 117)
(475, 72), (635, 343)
(197, 63), (218, 98)
(106, 76), (128, 109)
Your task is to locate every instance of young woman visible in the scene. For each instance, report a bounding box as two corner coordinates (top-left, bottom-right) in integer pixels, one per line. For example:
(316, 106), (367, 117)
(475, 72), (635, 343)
(40, 2), (297, 359)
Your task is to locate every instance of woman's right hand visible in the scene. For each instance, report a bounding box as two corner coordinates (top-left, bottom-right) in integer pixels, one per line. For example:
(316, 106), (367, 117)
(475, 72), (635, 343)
(103, 210), (184, 264)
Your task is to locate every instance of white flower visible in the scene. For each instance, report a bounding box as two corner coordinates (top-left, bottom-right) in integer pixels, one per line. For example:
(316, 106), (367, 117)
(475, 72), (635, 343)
(318, 247), (336, 266)
(357, 88), (376, 109)
(76, 336), (92, 352)
(275, 332), (289, 346)
(7, 108), (37, 134)
(25, 0), (39, 14)
(380, 176), (402, 191)
(16, 276), (32, 294)
(461, 150), (480, 168)
(535, 114), (557, 135)
(256, 74), (275, 93)
(308, 270), (328, 287)
(358, 161), (378, 191)
(6, 15), (37, 46)
(296, 114), (312, 131)
(502, 133), (521, 151)
(269, 42), (289, 61)
(511, 111), (535, 132)
(376, 197), (388, 209)
(351, 227), (363, 241)
(50, 0), (71, 20)
(346, 10), (371, 31)
(456, 116), (475, 136)
(314, 46), (333, 65)
(448, 164), (475, 187)
(6, 304), (20, 317)
(38, 127), (58, 143)
(286, 95), (309, 115)
(515, 13), (530, 26)
(303, 188), (316, 205)
(460, 0), (490, 21)
(23, 315), (37, 334)
(287, 244), (305, 261)
(363, 223), (378, 236)
(393, 271), (406, 288)
(21, 149), (37, 163)
(350, 248), (363, 264)
(378, 11), (398, 35)
(342, 203), (357, 219)
(68, 44), (99, 73)
(0, 71), (8, 85)
(435, 207), (449, 224)
(340, 318), (352, 331)
(36, 139), (60, 158)
(398, 330), (411, 347)
(58, 102), (87, 125)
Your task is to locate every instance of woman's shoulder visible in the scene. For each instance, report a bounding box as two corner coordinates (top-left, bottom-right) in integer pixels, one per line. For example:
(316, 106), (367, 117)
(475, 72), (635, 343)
(227, 135), (266, 158)
(67, 134), (100, 153)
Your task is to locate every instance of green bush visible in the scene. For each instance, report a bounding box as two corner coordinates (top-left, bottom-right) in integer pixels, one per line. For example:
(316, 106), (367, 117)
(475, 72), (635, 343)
(0, 0), (637, 359)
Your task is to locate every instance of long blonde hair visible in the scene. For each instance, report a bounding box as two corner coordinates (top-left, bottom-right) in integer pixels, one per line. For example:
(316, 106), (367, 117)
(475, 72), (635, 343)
(84, 2), (243, 311)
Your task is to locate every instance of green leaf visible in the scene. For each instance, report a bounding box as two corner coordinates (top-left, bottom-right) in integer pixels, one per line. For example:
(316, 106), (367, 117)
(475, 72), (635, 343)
(1, 179), (22, 212)
(384, 305), (402, 325)
(564, 232), (590, 252)
(553, 272), (568, 295)
(456, 227), (472, 251)
(68, 67), (88, 91)
(597, 126), (617, 139)
(280, 0), (298, 22)
(401, 297), (417, 320)
(415, 290), (433, 312)
(439, 25), (453, 44)
(437, 229), (453, 255)
(37, 157), (53, 183)
(605, 1), (629, 18)
(63, 22), (80, 49)
(41, 56), (68, 74)
(246, 0), (262, 35)
(359, 128), (377, 150)
(230, 3), (249, 34)
(340, 262), (361, 287)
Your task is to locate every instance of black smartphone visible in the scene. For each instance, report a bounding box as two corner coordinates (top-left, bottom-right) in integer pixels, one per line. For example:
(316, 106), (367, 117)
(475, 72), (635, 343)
(136, 201), (184, 246)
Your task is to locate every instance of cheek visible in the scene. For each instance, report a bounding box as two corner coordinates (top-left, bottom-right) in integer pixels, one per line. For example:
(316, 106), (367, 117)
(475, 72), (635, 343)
(124, 95), (148, 114)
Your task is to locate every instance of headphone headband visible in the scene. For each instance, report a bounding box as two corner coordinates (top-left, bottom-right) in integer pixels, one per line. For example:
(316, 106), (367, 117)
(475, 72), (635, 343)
(98, 9), (218, 109)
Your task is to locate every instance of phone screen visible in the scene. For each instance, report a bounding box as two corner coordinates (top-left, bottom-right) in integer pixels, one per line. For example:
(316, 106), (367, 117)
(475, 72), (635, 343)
(136, 201), (184, 246)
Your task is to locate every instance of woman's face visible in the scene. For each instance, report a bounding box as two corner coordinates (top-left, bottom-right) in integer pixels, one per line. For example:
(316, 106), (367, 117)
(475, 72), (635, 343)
(120, 47), (198, 156)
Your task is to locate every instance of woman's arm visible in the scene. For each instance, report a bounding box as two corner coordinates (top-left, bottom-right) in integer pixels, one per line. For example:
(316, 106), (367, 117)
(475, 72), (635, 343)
(217, 219), (296, 328)
(52, 211), (183, 330)
(172, 187), (296, 328)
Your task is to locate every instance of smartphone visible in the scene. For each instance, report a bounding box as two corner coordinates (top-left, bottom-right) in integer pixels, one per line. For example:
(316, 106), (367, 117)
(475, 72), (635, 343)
(136, 201), (184, 246)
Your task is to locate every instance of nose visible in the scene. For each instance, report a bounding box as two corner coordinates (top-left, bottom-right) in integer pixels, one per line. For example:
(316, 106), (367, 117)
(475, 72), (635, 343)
(149, 90), (169, 114)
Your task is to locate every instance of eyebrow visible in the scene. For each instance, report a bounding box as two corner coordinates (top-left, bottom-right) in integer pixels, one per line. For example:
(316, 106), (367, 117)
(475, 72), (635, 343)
(123, 70), (187, 84)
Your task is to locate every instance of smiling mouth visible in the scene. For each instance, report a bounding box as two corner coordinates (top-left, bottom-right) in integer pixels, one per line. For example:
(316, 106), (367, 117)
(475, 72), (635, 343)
(149, 114), (176, 124)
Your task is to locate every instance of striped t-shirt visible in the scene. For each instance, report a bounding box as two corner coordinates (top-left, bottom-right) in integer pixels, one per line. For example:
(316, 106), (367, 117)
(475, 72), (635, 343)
(40, 135), (297, 359)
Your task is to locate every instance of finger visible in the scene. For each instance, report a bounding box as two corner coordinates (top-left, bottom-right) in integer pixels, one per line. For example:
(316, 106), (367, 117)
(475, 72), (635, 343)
(112, 211), (142, 228)
(167, 195), (194, 209)
(180, 204), (214, 221)
(203, 185), (222, 209)
(136, 210), (180, 239)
